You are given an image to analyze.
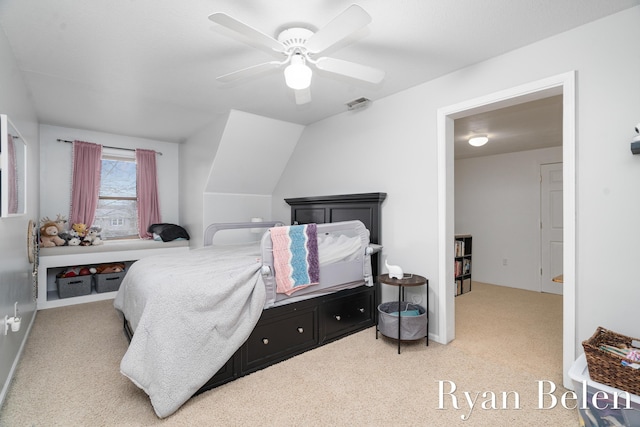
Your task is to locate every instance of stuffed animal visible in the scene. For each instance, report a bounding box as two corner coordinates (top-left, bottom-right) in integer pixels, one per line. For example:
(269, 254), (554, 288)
(58, 266), (92, 278)
(72, 223), (87, 238)
(40, 221), (66, 247)
(92, 263), (125, 274)
(41, 214), (67, 233)
(67, 236), (81, 246)
(83, 226), (103, 245)
(57, 231), (71, 245)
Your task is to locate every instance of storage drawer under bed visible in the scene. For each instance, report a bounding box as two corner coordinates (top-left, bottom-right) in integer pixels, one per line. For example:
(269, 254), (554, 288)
(196, 354), (238, 395)
(241, 306), (318, 373)
(320, 286), (375, 343)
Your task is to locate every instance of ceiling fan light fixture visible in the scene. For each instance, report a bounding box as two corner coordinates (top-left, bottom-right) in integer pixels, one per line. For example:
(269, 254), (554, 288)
(284, 55), (312, 90)
(468, 135), (489, 147)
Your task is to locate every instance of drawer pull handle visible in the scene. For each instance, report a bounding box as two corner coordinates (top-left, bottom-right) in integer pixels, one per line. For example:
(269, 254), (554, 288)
(359, 308), (365, 313)
(335, 315), (341, 321)
(262, 338), (269, 345)
(297, 327), (304, 333)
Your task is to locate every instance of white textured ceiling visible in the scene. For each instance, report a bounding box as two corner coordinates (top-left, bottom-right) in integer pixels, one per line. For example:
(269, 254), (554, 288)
(0, 1), (638, 144)
(454, 95), (564, 159)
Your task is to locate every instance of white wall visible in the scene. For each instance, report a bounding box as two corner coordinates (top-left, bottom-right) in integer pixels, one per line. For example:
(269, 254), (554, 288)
(183, 110), (303, 247)
(273, 7), (640, 350)
(0, 24), (40, 407)
(39, 124), (180, 230)
(205, 110), (303, 195)
(272, 89), (436, 320)
(202, 193), (273, 245)
(455, 147), (562, 291)
(179, 113), (229, 249)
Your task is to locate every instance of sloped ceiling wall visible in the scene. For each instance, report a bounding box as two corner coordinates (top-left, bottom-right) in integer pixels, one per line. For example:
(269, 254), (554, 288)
(195, 109), (305, 245)
(205, 110), (304, 195)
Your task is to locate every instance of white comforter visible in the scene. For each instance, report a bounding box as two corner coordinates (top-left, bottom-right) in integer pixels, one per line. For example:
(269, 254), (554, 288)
(113, 243), (265, 418)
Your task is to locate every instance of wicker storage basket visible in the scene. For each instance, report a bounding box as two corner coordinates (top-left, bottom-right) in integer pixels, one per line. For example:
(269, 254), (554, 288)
(582, 326), (640, 396)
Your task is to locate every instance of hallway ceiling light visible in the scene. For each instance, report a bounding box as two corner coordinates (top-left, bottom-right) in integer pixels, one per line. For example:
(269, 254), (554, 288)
(468, 135), (489, 147)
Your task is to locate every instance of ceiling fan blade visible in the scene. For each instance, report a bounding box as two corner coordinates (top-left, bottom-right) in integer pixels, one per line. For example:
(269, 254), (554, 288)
(209, 12), (285, 53)
(294, 87), (312, 105)
(217, 61), (282, 83)
(315, 57), (385, 84)
(305, 4), (371, 54)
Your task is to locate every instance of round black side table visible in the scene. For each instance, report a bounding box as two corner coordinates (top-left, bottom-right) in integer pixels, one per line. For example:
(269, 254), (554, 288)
(377, 273), (428, 354)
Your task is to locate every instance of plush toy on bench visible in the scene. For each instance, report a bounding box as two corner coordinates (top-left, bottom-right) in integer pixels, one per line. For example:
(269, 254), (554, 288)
(83, 226), (103, 246)
(72, 223), (88, 238)
(59, 266), (93, 278)
(40, 221), (66, 247)
(91, 263), (125, 274)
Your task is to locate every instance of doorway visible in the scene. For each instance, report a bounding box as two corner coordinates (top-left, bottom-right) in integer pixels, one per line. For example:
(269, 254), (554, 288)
(437, 72), (576, 388)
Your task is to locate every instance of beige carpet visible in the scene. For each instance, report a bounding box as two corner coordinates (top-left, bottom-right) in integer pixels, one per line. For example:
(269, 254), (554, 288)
(452, 281), (565, 386)
(0, 282), (578, 426)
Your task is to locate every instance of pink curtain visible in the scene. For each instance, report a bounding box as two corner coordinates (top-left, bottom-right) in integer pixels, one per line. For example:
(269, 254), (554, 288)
(136, 149), (161, 239)
(69, 140), (102, 227)
(7, 134), (18, 214)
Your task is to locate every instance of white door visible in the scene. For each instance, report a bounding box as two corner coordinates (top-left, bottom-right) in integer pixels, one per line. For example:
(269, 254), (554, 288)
(540, 163), (563, 294)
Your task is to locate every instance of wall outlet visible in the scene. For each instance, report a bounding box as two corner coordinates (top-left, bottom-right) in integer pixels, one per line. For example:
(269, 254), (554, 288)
(502, 258), (508, 266)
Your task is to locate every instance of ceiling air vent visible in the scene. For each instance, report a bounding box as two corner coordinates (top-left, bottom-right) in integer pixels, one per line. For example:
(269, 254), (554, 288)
(346, 97), (371, 111)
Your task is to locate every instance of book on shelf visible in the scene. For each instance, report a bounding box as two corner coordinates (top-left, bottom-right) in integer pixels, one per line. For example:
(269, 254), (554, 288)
(462, 278), (472, 293)
(455, 240), (465, 257)
(463, 259), (471, 274)
(455, 260), (462, 277)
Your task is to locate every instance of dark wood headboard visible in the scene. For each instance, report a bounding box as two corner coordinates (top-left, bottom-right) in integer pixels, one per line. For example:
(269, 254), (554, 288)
(285, 192), (387, 276)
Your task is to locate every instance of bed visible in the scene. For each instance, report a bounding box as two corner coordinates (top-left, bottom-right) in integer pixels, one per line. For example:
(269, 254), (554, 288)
(114, 192), (386, 418)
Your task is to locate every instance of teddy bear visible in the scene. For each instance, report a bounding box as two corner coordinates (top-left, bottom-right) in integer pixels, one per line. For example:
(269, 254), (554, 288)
(83, 226), (103, 245)
(72, 223), (87, 238)
(40, 221), (66, 247)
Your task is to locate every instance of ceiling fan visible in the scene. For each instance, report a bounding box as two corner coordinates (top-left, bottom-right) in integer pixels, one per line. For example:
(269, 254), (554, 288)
(208, 4), (385, 105)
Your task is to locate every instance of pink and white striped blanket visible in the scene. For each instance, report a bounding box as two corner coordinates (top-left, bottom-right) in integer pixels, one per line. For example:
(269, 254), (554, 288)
(270, 224), (320, 295)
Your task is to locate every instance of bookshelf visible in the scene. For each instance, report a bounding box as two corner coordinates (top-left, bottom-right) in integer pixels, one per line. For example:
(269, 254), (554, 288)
(454, 234), (472, 296)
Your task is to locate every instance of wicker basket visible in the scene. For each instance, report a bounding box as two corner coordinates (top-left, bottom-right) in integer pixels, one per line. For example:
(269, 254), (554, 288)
(582, 326), (640, 396)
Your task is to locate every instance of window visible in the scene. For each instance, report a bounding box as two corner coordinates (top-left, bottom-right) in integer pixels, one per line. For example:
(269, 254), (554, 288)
(94, 151), (138, 239)
(110, 218), (124, 227)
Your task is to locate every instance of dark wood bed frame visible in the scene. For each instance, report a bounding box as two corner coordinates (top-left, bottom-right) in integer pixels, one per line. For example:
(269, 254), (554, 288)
(124, 192), (386, 395)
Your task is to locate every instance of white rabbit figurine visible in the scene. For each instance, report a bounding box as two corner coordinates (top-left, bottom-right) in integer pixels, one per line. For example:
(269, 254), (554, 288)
(385, 259), (404, 279)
